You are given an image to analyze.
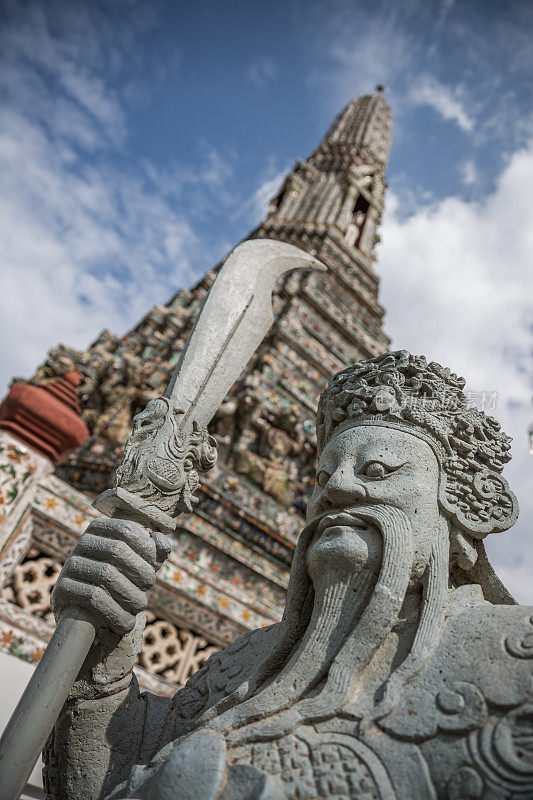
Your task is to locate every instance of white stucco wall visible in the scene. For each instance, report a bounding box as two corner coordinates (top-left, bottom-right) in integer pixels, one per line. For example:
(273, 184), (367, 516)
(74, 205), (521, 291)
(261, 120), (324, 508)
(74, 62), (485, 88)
(0, 651), (44, 798)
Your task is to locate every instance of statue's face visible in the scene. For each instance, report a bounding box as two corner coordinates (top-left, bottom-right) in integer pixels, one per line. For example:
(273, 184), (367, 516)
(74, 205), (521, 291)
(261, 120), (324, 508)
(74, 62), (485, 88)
(306, 425), (441, 582)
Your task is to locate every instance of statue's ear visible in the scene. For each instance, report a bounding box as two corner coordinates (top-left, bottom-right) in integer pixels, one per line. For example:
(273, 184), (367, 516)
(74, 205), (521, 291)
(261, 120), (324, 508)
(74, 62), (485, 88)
(449, 527), (478, 570)
(450, 539), (517, 605)
(439, 468), (519, 538)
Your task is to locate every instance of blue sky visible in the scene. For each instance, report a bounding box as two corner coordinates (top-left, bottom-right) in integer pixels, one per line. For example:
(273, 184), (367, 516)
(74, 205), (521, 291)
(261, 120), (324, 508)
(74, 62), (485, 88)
(1, 0), (532, 599)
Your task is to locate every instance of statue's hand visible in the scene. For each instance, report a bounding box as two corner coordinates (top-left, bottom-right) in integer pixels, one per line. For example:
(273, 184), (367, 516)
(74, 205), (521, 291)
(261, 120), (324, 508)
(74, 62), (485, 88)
(50, 517), (170, 696)
(51, 517), (171, 636)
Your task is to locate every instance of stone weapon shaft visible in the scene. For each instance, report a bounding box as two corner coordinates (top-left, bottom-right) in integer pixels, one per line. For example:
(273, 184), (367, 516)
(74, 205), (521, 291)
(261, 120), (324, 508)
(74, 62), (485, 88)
(0, 239), (325, 799)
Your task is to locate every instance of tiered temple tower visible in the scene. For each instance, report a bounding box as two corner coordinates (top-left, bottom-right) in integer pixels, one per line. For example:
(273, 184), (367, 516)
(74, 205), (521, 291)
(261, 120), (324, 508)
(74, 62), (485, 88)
(0, 90), (392, 699)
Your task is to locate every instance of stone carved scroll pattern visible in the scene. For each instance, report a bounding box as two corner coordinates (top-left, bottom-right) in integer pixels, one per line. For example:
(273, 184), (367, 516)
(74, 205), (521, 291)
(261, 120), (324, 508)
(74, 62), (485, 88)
(505, 615), (533, 659)
(467, 704), (533, 797)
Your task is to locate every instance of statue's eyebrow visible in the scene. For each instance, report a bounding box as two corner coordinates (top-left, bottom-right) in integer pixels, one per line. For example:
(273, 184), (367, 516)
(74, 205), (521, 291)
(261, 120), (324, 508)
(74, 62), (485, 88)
(356, 450), (406, 467)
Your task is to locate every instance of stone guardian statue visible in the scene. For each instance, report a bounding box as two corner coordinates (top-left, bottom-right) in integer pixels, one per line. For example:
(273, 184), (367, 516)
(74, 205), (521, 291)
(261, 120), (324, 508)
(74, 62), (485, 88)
(45, 351), (533, 800)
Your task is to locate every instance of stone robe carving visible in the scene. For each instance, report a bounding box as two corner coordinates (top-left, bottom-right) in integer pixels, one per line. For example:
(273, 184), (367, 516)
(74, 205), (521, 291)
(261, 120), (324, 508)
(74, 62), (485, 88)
(45, 351), (532, 800)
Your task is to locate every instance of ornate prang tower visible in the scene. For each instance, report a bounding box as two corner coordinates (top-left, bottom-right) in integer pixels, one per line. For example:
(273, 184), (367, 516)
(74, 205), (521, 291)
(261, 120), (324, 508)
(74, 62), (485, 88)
(0, 90), (392, 697)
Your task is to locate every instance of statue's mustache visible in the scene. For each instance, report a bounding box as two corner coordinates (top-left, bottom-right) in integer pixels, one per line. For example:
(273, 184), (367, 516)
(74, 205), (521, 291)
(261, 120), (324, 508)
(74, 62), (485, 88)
(304, 505), (386, 540)
(314, 510), (369, 536)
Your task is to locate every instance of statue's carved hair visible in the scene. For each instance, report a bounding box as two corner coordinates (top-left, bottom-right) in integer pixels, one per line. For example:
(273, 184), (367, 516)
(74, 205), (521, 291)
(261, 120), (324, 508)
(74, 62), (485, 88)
(317, 350), (519, 539)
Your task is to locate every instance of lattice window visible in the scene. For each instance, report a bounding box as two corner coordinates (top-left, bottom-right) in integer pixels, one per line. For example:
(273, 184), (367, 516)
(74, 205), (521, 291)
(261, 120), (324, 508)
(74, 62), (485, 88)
(1, 548), (61, 623)
(1, 546), (219, 687)
(138, 610), (219, 687)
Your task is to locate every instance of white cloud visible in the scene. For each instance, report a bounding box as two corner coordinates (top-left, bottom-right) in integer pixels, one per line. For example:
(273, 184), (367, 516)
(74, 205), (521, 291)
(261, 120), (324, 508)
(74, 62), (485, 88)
(0, 107), (201, 390)
(309, 10), (413, 112)
(437, 0), (455, 25)
(460, 159), (477, 186)
(409, 76), (474, 132)
(378, 143), (533, 602)
(237, 167), (287, 225)
(229, 153), (289, 229)
(0, 3), (128, 148)
(0, 3), (234, 395)
(247, 58), (277, 88)
(305, 1), (532, 158)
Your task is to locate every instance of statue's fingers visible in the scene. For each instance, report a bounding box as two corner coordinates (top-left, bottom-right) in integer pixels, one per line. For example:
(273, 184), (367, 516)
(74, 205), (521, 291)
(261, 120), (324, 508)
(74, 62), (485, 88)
(153, 531), (171, 570)
(75, 533), (156, 591)
(88, 517), (158, 566)
(52, 577), (137, 635)
(65, 556), (148, 616)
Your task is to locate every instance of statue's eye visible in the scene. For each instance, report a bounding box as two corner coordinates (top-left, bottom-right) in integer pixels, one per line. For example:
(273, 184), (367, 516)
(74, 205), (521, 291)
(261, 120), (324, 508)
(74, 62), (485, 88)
(316, 469), (330, 487)
(360, 461), (390, 479)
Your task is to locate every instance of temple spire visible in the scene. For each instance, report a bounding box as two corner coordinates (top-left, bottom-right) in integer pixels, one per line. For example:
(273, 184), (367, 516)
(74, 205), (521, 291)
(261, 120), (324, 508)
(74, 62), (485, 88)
(33, 90), (392, 544)
(317, 88), (392, 167)
(259, 89), (392, 264)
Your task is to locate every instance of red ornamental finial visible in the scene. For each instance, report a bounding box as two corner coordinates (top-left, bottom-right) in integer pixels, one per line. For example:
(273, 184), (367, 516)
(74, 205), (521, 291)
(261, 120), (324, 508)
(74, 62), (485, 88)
(0, 370), (89, 463)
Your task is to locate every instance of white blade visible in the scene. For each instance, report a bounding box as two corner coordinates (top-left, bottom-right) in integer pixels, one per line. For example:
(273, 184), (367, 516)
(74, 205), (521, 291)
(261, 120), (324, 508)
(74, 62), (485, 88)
(165, 239), (326, 429)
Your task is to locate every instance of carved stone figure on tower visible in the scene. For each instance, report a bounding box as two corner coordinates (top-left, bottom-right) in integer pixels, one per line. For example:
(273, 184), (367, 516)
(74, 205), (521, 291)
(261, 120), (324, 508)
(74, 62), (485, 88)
(45, 351), (533, 800)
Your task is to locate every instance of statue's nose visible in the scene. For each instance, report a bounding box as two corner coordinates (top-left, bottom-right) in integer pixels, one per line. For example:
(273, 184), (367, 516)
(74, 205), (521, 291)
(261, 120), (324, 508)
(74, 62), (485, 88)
(322, 466), (366, 507)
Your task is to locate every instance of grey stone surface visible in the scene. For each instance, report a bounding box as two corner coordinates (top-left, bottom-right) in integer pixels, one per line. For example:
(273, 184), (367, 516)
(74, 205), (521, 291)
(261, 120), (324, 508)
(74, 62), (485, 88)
(45, 351), (533, 799)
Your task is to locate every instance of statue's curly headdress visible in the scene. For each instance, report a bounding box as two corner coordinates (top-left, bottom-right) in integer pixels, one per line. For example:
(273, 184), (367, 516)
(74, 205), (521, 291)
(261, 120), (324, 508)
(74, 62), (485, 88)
(317, 350), (518, 541)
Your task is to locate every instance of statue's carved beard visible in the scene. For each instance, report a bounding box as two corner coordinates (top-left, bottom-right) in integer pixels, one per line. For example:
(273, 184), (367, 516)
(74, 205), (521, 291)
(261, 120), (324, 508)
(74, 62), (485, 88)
(196, 505), (448, 745)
